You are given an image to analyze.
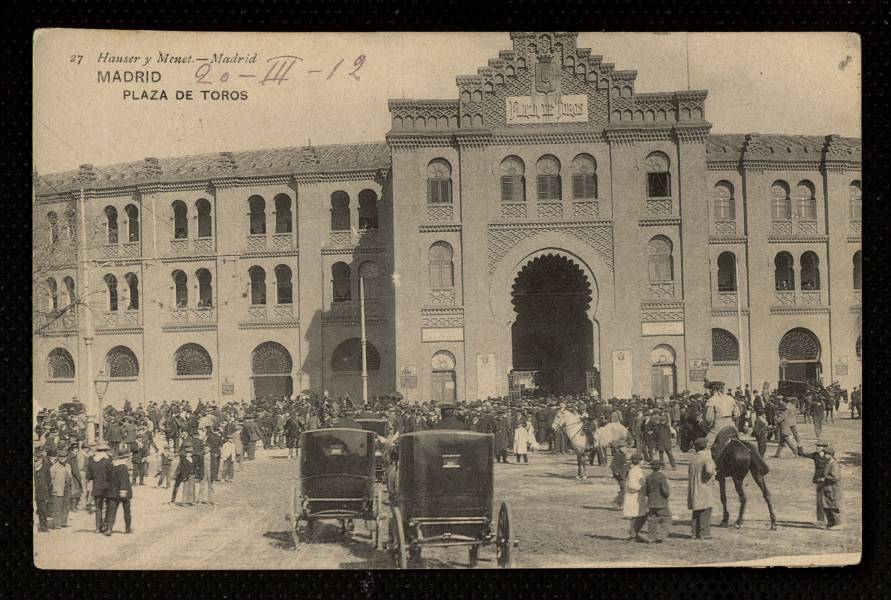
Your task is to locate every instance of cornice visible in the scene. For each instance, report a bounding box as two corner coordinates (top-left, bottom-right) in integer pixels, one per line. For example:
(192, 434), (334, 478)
(237, 320), (300, 330)
(489, 219), (611, 231)
(847, 236), (862, 244)
(767, 235), (829, 244)
(711, 308), (751, 317)
(321, 246), (386, 256)
(709, 236), (748, 245)
(95, 326), (144, 335)
(769, 306), (830, 315)
(640, 301), (685, 310)
(419, 224), (462, 233)
(639, 217), (681, 227)
(238, 249), (300, 259)
(321, 318), (386, 327)
(161, 323), (219, 332)
(160, 254), (217, 264)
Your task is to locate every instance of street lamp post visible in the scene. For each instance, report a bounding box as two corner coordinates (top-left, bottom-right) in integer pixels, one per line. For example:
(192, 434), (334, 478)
(94, 369), (110, 443)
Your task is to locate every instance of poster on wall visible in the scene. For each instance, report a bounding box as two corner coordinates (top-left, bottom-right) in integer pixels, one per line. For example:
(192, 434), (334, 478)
(476, 353), (497, 400)
(689, 359), (709, 382)
(836, 356), (848, 376)
(399, 365), (418, 389)
(222, 377), (235, 395)
(612, 350), (633, 399)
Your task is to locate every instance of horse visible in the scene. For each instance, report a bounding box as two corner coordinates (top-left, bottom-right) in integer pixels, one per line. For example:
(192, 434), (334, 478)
(678, 417), (777, 530)
(552, 408), (591, 480)
(591, 422), (632, 465)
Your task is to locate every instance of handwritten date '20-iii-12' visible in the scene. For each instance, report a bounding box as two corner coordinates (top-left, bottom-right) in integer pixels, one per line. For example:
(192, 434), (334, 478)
(194, 54), (366, 86)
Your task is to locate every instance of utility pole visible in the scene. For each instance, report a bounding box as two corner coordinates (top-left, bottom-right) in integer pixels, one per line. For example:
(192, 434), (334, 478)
(359, 276), (369, 407)
(78, 183), (98, 445)
(734, 253), (746, 392)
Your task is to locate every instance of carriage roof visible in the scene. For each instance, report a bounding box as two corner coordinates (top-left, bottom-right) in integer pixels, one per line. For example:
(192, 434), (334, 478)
(300, 428), (376, 481)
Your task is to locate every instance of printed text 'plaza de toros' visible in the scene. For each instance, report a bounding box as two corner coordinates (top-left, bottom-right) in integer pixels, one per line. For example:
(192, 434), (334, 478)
(34, 32), (862, 410)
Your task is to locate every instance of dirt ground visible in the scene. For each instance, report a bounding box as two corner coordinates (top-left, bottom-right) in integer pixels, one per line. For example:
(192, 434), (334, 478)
(35, 414), (860, 569)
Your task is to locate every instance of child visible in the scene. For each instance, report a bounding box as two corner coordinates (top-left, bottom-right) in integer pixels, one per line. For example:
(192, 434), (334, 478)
(220, 434), (235, 482)
(623, 453), (647, 541)
(644, 459), (671, 543)
(513, 418), (532, 464)
(157, 444), (172, 488)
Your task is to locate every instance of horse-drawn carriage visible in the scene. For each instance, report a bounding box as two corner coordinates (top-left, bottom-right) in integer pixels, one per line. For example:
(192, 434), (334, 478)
(354, 417), (390, 483)
(385, 430), (515, 568)
(289, 428), (385, 548)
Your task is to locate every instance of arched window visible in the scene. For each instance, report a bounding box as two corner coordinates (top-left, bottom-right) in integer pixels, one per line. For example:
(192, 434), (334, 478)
(647, 236), (673, 282)
(46, 277), (58, 311)
(105, 206), (119, 244)
(717, 251), (737, 292)
(712, 329), (740, 362)
(795, 180), (817, 220)
(713, 181), (735, 220)
(63, 276), (76, 306)
(571, 154), (597, 200)
(248, 266), (266, 305)
(536, 155), (562, 201)
(172, 200), (188, 239)
(248, 195), (266, 235)
(645, 152), (671, 198)
(500, 156), (526, 203)
(428, 242), (454, 288)
(853, 251), (862, 290)
(332, 262), (351, 303)
(106, 345), (139, 378)
(197, 268), (213, 307)
(774, 252), (795, 290)
(172, 270), (188, 308)
(779, 328), (821, 361)
(801, 251), (821, 290)
(849, 180), (862, 220)
(47, 212), (60, 245)
(274, 194), (292, 234)
(770, 181), (791, 221)
(48, 348), (75, 379)
(174, 343), (213, 376)
(196, 198), (212, 238)
(427, 159), (453, 204)
(358, 189), (379, 230)
(331, 338), (381, 371)
(330, 191), (351, 231)
(274, 264), (292, 304)
(124, 204), (139, 242)
(252, 342), (293, 375)
(359, 261), (379, 300)
(64, 209), (76, 241)
(124, 272), (139, 310)
(431, 350), (457, 403)
(103, 274), (118, 311)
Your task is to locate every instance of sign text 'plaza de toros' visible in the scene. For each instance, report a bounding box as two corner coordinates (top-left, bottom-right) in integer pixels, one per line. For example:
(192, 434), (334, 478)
(33, 32), (862, 409)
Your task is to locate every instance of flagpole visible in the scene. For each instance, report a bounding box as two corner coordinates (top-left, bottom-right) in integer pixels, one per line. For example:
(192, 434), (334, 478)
(78, 183), (98, 445)
(359, 276), (368, 407)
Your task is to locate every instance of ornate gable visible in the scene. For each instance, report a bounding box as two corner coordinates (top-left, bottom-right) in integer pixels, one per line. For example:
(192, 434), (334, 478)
(387, 32), (709, 138)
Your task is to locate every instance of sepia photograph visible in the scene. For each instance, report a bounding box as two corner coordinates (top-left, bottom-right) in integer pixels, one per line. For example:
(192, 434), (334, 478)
(32, 30), (861, 569)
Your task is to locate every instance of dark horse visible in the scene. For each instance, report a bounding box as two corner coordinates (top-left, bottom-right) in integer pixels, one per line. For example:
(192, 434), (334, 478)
(678, 418), (777, 530)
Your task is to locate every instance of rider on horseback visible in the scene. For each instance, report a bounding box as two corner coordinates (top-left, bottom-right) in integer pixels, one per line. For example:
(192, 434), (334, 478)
(703, 380), (740, 459)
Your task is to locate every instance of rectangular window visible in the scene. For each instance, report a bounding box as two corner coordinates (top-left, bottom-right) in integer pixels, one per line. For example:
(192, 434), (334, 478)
(572, 174), (597, 200)
(428, 178), (451, 204)
(647, 172), (671, 198)
(501, 175), (524, 203)
(537, 175), (561, 201)
(429, 262), (453, 288)
(648, 256), (673, 282)
(714, 198), (735, 221)
(851, 200), (862, 221)
(771, 199), (791, 221)
(795, 198), (817, 220)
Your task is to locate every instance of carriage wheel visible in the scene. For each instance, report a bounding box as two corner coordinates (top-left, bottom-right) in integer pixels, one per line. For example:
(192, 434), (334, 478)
(388, 506), (407, 569)
(372, 486), (384, 550)
(290, 486), (301, 549)
(468, 546), (479, 568)
(496, 502), (514, 568)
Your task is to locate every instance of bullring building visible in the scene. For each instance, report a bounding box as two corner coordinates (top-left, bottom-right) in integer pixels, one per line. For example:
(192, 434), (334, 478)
(33, 32), (862, 409)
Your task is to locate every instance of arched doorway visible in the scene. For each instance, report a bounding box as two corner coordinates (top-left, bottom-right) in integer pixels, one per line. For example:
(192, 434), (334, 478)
(511, 253), (594, 395)
(650, 345), (677, 399)
(251, 342), (293, 400)
(778, 328), (821, 384)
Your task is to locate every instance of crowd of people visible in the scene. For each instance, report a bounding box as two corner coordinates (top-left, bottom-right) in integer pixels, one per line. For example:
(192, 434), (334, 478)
(34, 378), (858, 542)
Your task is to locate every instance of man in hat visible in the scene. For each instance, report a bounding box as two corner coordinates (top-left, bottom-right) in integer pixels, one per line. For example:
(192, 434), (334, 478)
(797, 439), (830, 527)
(643, 459), (671, 543)
(329, 405), (362, 429)
(819, 445), (843, 530)
(433, 404), (468, 431)
(703, 380), (740, 454)
(85, 442), (112, 533)
(688, 437), (717, 540)
(774, 403), (799, 458)
(609, 441), (630, 508)
(206, 425), (222, 482)
(33, 444), (52, 533)
(49, 448), (73, 529)
(104, 448), (133, 535)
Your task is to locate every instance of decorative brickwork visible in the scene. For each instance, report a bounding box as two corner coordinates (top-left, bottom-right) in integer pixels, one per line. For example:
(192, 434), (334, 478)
(487, 222), (613, 274)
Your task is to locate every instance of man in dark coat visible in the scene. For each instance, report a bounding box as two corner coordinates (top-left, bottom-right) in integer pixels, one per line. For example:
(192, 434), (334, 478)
(85, 442), (112, 533)
(493, 410), (511, 462)
(33, 446), (52, 532)
(206, 426), (223, 482)
(242, 414), (262, 460)
(434, 404), (469, 431)
(104, 417), (123, 452)
(104, 449), (133, 535)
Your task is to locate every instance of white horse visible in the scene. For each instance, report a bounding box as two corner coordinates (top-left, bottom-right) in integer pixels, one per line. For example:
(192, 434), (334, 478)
(552, 409), (590, 480)
(591, 422), (632, 464)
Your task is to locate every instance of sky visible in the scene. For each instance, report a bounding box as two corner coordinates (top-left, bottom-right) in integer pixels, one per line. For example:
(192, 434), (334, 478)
(33, 31), (861, 175)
